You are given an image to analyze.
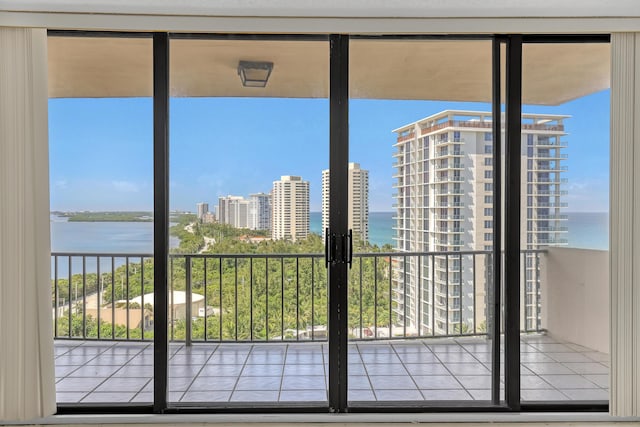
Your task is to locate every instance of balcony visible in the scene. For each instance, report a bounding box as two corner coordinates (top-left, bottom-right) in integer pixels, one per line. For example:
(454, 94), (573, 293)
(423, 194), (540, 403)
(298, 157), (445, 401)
(435, 227), (465, 234)
(52, 248), (608, 404)
(531, 152), (569, 159)
(435, 201), (465, 208)
(434, 214), (465, 220)
(527, 189), (569, 196)
(434, 149), (465, 158)
(435, 188), (465, 196)
(433, 137), (464, 147)
(434, 162), (465, 171)
(434, 240), (464, 246)
(396, 133), (416, 144)
(530, 226), (569, 232)
(527, 214), (569, 220)
(432, 175), (464, 183)
(531, 165), (569, 172)
(535, 237), (569, 244)
(530, 201), (569, 208)
(530, 177), (569, 184)
(535, 139), (568, 147)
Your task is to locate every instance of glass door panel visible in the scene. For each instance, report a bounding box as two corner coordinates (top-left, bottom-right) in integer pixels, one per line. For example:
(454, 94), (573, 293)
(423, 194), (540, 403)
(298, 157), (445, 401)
(347, 38), (500, 404)
(48, 35), (154, 406)
(167, 37), (329, 406)
(520, 41), (610, 403)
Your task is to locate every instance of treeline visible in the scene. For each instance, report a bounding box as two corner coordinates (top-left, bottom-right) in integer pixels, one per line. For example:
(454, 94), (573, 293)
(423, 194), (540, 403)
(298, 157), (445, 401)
(60, 211), (153, 222)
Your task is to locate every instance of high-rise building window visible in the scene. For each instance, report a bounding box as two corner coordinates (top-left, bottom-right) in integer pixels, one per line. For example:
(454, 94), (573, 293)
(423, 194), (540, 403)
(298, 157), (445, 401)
(484, 132), (493, 141)
(484, 145), (493, 154)
(484, 183), (493, 191)
(484, 220), (493, 228)
(484, 157), (493, 166)
(484, 233), (493, 241)
(484, 170), (493, 179)
(484, 208), (493, 216)
(484, 195), (493, 204)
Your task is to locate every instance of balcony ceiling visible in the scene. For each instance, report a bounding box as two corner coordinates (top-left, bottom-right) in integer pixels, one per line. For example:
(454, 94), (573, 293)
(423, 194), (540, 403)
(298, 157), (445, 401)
(47, 37), (610, 105)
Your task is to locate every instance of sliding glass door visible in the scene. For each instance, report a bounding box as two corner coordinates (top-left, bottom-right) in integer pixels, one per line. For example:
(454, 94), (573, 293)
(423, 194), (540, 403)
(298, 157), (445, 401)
(166, 35), (331, 407)
(48, 30), (610, 413)
(346, 38), (503, 406)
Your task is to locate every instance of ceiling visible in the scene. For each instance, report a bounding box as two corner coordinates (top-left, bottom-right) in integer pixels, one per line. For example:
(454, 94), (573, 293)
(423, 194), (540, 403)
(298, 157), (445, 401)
(47, 37), (610, 105)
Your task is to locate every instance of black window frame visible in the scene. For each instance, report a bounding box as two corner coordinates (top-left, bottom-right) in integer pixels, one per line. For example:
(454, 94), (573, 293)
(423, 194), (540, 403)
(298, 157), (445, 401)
(48, 30), (610, 415)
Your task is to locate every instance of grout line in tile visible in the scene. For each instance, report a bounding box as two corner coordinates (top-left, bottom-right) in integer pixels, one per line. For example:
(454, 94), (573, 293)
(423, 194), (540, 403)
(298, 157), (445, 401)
(388, 340), (424, 400)
(429, 342), (477, 399)
(229, 343), (255, 400)
(352, 343), (375, 401)
(276, 344), (290, 401)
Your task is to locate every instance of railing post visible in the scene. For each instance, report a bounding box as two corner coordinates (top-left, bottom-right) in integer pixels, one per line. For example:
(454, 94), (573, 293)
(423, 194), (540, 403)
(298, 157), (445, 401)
(54, 256), (59, 338)
(68, 256), (72, 338)
(96, 257), (100, 340)
(417, 255), (422, 337)
(185, 256), (192, 347)
(535, 251), (542, 331)
(459, 253), (463, 335)
(82, 256), (87, 339)
(203, 258), (208, 341)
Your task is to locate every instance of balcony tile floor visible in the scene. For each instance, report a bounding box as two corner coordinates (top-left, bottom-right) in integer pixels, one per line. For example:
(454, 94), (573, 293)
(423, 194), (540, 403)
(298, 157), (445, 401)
(55, 334), (609, 404)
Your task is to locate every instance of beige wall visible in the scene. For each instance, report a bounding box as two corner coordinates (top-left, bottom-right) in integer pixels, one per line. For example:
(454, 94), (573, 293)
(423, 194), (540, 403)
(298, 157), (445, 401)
(540, 247), (609, 354)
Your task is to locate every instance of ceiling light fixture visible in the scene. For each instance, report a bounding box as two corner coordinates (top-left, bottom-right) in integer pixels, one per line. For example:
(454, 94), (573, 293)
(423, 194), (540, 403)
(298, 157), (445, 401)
(237, 60), (274, 88)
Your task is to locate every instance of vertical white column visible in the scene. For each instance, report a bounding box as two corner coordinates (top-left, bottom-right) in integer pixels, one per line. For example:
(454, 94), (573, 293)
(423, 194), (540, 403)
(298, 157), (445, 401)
(610, 32), (640, 417)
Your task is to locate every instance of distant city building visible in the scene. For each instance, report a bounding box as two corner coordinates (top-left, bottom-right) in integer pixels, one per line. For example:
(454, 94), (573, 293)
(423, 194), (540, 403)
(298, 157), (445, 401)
(218, 195), (251, 229)
(321, 163), (369, 243)
(249, 193), (272, 231)
(202, 212), (216, 224)
(196, 202), (208, 222)
(392, 110), (568, 335)
(272, 176), (310, 241)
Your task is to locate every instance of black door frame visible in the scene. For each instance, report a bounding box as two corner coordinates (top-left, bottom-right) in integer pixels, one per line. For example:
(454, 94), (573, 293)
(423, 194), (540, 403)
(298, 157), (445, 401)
(327, 34), (350, 413)
(48, 29), (610, 415)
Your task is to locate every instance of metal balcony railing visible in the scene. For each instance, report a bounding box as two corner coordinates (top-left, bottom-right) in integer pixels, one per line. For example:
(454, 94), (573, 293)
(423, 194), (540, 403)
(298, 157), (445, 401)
(51, 249), (546, 343)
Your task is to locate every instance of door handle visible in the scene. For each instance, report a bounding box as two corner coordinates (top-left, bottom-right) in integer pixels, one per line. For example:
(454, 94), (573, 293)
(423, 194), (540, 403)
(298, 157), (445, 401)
(325, 229), (337, 268)
(325, 228), (330, 267)
(346, 229), (353, 269)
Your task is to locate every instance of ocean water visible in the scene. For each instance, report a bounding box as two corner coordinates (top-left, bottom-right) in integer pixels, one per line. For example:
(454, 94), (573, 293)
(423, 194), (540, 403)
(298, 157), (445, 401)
(51, 216), (179, 253)
(311, 211), (608, 250)
(310, 211), (395, 247)
(50, 216), (179, 277)
(50, 211), (607, 277)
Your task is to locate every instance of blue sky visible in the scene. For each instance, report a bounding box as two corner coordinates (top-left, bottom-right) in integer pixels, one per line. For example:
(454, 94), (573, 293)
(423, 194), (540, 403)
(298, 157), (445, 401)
(49, 89), (609, 213)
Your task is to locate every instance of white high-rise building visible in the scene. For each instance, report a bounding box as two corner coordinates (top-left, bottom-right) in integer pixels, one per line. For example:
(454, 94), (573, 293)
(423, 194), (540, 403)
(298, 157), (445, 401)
(392, 110), (568, 335)
(196, 202), (208, 222)
(218, 195), (251, 229)
(272, 176), (310, 242)
(321, 163), (369, 243)
(249, 193), (271, 231)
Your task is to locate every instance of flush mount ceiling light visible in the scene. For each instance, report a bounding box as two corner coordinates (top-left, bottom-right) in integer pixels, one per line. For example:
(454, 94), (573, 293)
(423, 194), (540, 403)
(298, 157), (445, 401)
(237, 60), (274, 88)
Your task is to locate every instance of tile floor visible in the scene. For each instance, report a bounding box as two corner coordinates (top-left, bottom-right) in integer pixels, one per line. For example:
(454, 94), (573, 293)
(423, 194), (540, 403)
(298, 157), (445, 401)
(55, 334), (609, 404)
